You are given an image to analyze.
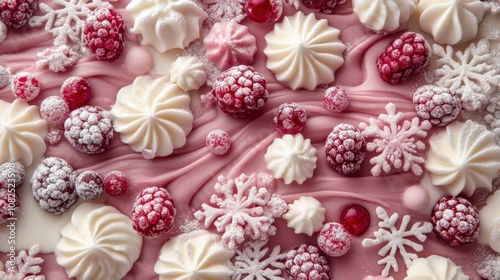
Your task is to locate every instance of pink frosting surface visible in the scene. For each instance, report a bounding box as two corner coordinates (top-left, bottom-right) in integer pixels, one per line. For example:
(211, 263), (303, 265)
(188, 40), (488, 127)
(0, 1), (490, 279)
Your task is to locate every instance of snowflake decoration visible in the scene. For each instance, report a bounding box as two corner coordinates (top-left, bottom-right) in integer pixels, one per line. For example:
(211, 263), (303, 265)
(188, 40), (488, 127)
(204, 0), (246, 27)
(359, 102), (431, 176)
(433, 39), (500, 111)
(484, 96), (500, 143)
(36, 45), (81, 73)
(194, 173), (288, 250)
(362, 207), (433, 277)
(229, 240), (286, 280)
(477, 252), (500, 280)
(483, 0), (500, 15)
(0, 245), (45, 280)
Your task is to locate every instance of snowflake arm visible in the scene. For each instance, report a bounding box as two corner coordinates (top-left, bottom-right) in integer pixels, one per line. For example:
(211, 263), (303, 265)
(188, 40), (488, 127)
(0, 245), (45, 280)
(229, 240), (286, 280)
(205, 0), (246, 24)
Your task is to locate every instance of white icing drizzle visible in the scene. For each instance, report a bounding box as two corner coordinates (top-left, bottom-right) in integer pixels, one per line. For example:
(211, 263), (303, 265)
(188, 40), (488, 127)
(404, 255), (469, 280)
(170, 56), (207, 92)
(479, 190), (500, 253)
(352, 0), (416, 33)
(283, 196), (326, 236)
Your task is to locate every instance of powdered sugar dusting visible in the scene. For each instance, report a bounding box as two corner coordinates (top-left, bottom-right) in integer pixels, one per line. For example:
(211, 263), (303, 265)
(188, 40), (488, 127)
(0, 21), (6, 43)
(0, 245), (45, 280)
(36, 45), (80, 73)
(0, 65), (11, 88)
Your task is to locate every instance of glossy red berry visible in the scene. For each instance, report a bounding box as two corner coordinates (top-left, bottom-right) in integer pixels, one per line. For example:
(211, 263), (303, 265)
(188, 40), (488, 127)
(104, 171), (128, 196)
(61, 76), (92, 111)
(340, 204), (370, 236)
(245, 0), (283, 23)
(273, 102), (307, 134)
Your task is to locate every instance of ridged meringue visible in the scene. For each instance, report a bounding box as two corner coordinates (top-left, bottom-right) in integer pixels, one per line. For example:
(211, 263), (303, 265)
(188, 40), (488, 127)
(264, 11), (345, 90)
(352, 0), (416, 33)
(425, 120), (500, 197)
(170, 56), (207, 91)
(55, 203), (143, 280)
(479, 190), (500, 253)
(283, 196), (326, 236)
(154, 230), (234, 280)
(404, 255), (469, 280)
(0, 99), (47, 166)
(416, 0), (485, 45)
(204, 20), (257, 71)
(265, 133), (317, 184)
(110, 75), (193, 159)
(127, 0), (207, 52)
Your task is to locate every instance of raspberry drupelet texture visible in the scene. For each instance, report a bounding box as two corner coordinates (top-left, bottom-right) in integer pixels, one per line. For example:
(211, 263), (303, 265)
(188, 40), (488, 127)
(0, 0), (37, 29)
(301, 0), (346, 14)
(64, 105), (114, 154)
(244, 0), (283, 23)
(317, 222), (352, 257)
(0, 161), (25, 189)
(412, 85), (462, 126)
(104, 170), (128, 196)
(60, 76), (92, 111)
(325, 123), (366, 175)
(206, 129), (231, 155)
(0, 188), (19, 224)
(40, 96), (70, 126)
(131, 186), (176, 238)
(273, 102), (307, 134)
(323, 86), (349, 112)
(377, 32), (431, 85)
(10, 72), (41, 101)
(285, 244), (331, 280)
(75, 170), (104, 201)
(84, 7), (125, 62)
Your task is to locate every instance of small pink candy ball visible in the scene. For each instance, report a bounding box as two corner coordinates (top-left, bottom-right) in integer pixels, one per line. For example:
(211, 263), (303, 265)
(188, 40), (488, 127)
(324, 86), (349, 112)
(402, 185), (429, 211)
(124, 46), (154, 76)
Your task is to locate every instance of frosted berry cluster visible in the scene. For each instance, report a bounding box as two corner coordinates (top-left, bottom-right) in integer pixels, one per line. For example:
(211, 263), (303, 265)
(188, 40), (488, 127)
(0, 0), (37, 28)
(84, 7), (125, 62)
(325, 123), (366, 175)
(285, 244), (331, 280)
(317, 222), (352, 257)
(412, 85), (462, 126)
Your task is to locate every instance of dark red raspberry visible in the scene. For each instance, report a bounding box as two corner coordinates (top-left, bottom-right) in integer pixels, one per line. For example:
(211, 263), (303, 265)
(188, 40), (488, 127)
(63, 105), (114, 154)
(104, 170), (128, 196)
(75, 170), (103, 200)
(40, 96), (70, 126)
(0, 0), (37, 29)
(431, 196), (479, 247)
(10, 72), (40, 101)
(0, 188), (19, 224)
(84, 7), (125, 62)
(244, 0), (283, 23)
(131, 186), (176, 238)
(317, 222), (352, 257)
(61, 76), (92, 111)
(31, 157), (78, 214)
(340, 204), (370, 236)
(0, 161), (25, 189)
(285, 244), (331, 280)
(377, 32), (431, 85)
(211, 65), (269, 118)
(325, 123), (366, 175)
(206, 129), (231, 155)
(412, 85), (462, 126)
(273, 102), (307, 134)
(301, 0), (346, 14)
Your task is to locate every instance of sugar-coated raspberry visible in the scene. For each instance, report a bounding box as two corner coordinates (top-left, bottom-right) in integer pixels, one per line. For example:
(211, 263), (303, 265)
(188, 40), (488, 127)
(206, 129), (231, 155)
(40, 96), (70, 126)
(104, 171), (128, 196)
(75, 170), (104, 201)
(377, 32), (431, 85)
(46, 125), (63, 145)
(211, 65), (269, 118)
(301, 0), (346, 14)
(273, 102), (307, 134)
(340, 204), (370, 236)
(0, 188), (19, 224)
(64, 105), (114, 154)
(0, 161), (25, 189)
(61, 76), (92, 111)
(285, 244), (331, 280)
(0, 65), (11, 88)
(412, 85), (462, 126)
(10, 72), (40, 101)
(325, 123), (366, 175)
(245, 0), (283, 23)
(132, 186), (176, 238)
(0, 0), (37, 29)
(431, 196), (479, 247)
(84, 7), (125, 62)
(31, 157), (78, 214)
(317, 222), (352, 257)
(323, 86), (349, 112)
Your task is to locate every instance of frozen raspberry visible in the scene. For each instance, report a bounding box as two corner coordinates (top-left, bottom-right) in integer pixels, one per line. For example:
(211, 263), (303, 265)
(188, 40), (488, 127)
(285, 244), (331, 280)
(317, 222), (352, 257)
(340, 204), (370, 236)
(431, 196), (479, 247)
(46, 125), (63, 145)
(0, 162), (25, 189)
(377, 32), (431, 85)
(211, 65), (269, 118)
(75, 170), (104, 201)
(412, 85), (462, 126)
(0, 0), (37, 29)
(61, 76), (92, 111)
(84, 7), (125, 62)
(104, 171), (128, 196)
(323, 86), (349, 112)
(301, 0), (346, 14)
(40, 96), (70, 126)
(31, 157), (78, 214)
(10, 72), (40, 101)
(64, 105), (114, 154)
(0, 188), (19, 224)
(131, 186), (176, 238)
(273, 102), (307, 134)
(206, 129), (231, 155)
(245, 0), (283, 23)
(325, 123), (366, 175)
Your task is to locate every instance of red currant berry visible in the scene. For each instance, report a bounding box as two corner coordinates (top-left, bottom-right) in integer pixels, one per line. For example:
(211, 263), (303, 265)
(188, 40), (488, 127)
(61, 76), (92, 111)
(104, 171), (128, 196)
(245, 0), (283, 23)
(206, 129), (231, 155)
(273, 102), (307, 134)
(323, 86), (349, 112)
(340, 204), (370, 236)
(317, 222), (352, 257)
(11, 72), (40, 101)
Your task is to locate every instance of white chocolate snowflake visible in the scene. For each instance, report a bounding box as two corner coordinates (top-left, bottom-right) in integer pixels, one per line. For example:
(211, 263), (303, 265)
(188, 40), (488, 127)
(0, 245), (45, 280)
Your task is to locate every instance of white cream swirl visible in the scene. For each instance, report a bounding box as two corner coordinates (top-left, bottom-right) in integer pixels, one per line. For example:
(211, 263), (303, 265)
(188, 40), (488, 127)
(283, 196), (326, 236)
(127, 0), (207, 52)
(154, 230), (234, 280)
(425, 120), (500, 197)
(404, 255), (469, 280)
(265, 133), (317, 184)
(110, 75), (193, 159)
(0, 99), (47, 167)
(169, 56), (207, 92)
(479, 190), (500, 253)
(352, 0), (416, 33)
(55, 203), (143, 280)
(264, 11), (345, 90)
(416, 0), (485, 45)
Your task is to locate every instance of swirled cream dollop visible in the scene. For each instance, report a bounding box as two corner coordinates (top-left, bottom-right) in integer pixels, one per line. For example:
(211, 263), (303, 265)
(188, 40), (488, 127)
(154, 230), (234, 280)
(265, 133), (317, 184)
(0, 99), (47, 166)
(352, 0), (416, 33)
(169, 56), (207, 92)
(404, 255), (469, 280)
(283, 196), (326, 236)
(416, 0), (485, 45)
(110, 75), (193, 159)
(264, 11), (345, 90)
(425, 120), (500, 197)
(55, 203), (143, 280)
(479, 190), (500, 253)
(127, 0), (207, 52)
